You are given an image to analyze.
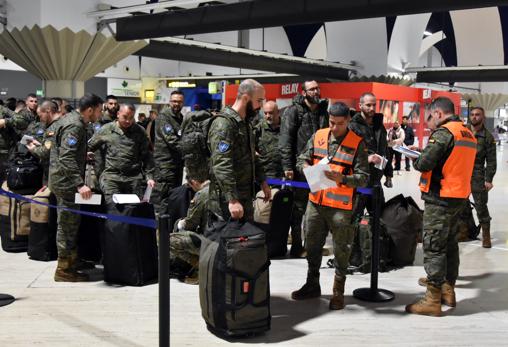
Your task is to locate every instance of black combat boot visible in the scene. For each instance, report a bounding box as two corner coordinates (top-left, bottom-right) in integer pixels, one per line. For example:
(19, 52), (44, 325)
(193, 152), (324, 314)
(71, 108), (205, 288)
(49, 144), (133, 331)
(291, 273), (321, 300)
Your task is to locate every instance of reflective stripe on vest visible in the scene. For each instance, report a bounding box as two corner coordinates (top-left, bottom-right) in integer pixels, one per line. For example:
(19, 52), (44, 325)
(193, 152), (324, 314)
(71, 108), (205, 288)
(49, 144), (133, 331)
(419, 121), (477, 198)
(308, 128), (362, 210)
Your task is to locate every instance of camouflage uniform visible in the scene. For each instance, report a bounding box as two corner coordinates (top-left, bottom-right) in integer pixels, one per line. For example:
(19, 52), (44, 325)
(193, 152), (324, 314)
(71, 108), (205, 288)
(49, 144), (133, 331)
(278, 95), (329, 252)
(297, 130), (369, 277)
(413, 116), (472, 287)
(254, 119), (283, 179)
(170, 184), (209, 266)
(0, 106), (32, 181)
(153, 107), (184, 213)
(88, 111), (117, 179)
(207, 106), (265, 222)
(48, 111), (87, 258)
(88, 121), (154, 204)
(467, 125), (497, 224)
(31, 117), (63, 185)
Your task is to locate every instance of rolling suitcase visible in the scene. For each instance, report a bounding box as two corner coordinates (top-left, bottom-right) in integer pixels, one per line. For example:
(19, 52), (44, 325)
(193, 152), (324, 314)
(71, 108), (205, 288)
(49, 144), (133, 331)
(77, 203), (104, 262)
(102, 203), (158, 286)
(199, 220), (271, 338)
(28, 186), (58, 261)
(0, 182), (32, 252)
(266, 187), (293, 258)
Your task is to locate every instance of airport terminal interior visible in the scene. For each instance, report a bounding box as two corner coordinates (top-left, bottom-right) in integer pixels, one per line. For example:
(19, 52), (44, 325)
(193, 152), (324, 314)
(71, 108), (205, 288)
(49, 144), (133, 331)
(1, 1), (508, 346)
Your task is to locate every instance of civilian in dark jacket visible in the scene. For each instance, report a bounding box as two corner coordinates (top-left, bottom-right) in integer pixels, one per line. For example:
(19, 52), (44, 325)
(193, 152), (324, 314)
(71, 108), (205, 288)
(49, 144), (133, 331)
(401, 115), (415, 171)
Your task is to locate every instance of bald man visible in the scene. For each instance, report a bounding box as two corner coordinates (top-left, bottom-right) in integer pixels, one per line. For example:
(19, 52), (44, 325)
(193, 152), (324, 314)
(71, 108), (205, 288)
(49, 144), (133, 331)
(254, 101), (283, 179)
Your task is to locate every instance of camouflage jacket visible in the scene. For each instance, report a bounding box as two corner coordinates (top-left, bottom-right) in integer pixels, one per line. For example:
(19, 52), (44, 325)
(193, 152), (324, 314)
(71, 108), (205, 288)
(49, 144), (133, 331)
(87, 111), (117, 175)
(48, 111), (87, 197)
(207, 106), (266, 217)
(32, 117), (63, 185)
(0, 105), (31, 154)
(349, 112), (388, 186)
(153, 106), (184, 181)
(297, 129), (370, 189)
(413, 116), (472, 206)
(88, 121), (154, 180)
(184, 182), (209, 233)
(254, 119), (283, 179)
(278, 95), (329, 172)
(467, 125), (497, 190)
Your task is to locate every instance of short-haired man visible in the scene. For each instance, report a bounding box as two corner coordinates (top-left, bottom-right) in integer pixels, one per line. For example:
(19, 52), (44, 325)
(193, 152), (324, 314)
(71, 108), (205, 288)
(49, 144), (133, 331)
(467, 106), (496, 248)
(254, 100), (283, 179)
(401, 116), (415, 171)
(407, 97), (476, 316)
(153, 90), (185, 214)
(49, 93), (103, 282)
(208, 79), (271, 222)
(291, 102), (369, 310)
(279, 80), (329, 257)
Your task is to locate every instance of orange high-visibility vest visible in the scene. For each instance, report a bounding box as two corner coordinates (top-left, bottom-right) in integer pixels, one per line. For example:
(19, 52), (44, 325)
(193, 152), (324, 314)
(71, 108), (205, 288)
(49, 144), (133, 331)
(308, 128), (362, 210)
(419, 121), (477, 198)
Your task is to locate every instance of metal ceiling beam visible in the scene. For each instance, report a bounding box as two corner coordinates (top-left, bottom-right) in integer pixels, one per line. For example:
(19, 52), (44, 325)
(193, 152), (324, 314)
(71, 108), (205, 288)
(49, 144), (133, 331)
(407, 65), (508, 82)
(135, 38), (354, 80)
(116, 0), (508, 40)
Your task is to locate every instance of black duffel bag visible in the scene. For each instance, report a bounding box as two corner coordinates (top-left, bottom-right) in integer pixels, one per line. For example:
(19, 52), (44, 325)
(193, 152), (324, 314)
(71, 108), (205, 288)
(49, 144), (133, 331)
(7, 151), (43, 195)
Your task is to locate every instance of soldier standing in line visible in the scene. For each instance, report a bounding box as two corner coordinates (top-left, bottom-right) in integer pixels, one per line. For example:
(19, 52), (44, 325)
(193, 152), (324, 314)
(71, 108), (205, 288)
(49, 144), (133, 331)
(48, 94), (103, 282)
(291, 102), (369, 310)
(407, 97), (476, 316)
(279, 80), (329, 257)
(207, 79), (271, 222)
(87, 104), (155, 205)
(152, 90), (185, 214)
(467, 107), (497, 248)
(254, 100), (283, 180)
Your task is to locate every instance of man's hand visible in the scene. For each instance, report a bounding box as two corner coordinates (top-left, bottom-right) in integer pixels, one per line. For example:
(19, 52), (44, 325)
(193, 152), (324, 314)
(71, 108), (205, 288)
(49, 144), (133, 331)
(284, 170), (294, 180)
(147, 179), (155, 188)
(261, 181), (271, 202)
(409, 145), (421, 152)
(26, 140), (39, 152)
(324, 170), (344, 185)
(485, 182), (494, 191)
(78, 185), (92, 200)
(0, 119), (5, 129)
(368, 154), (382, 165)
(228, 199), (244, 220)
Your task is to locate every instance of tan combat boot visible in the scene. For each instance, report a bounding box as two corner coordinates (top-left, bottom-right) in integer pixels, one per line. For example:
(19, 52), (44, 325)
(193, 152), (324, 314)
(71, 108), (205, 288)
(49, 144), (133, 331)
(291, 273), (321, 300)
(184, 255), (199, 285)
(405, 284), (442, 317)
(329, 275), (346, 310)
(441, 281), (456, 307)
(481, 223), (491, 248)
(54, 256), (89, 282)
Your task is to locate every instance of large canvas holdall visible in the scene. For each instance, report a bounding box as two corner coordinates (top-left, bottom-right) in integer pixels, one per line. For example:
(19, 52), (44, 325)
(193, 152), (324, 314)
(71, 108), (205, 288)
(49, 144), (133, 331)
(199, 220), (271, 338)
(0, 181), (31, 252)
(28, 186), (57, 261)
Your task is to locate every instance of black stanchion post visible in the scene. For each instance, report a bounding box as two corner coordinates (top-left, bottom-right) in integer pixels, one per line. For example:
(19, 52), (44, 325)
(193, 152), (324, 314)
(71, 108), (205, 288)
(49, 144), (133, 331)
(353, 185), (395, 302)
(158, 214), (171, 347)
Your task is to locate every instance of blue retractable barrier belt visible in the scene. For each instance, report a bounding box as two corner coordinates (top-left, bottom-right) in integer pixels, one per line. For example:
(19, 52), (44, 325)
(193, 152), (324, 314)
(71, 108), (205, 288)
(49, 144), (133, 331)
(266, 178), (373, 196)
(0, 188), (157, 229)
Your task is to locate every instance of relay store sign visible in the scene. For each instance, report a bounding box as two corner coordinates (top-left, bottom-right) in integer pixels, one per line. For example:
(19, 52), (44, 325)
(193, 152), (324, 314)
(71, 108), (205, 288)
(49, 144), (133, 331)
(107, 78), (142, 98)
(281, 83), (300, 96)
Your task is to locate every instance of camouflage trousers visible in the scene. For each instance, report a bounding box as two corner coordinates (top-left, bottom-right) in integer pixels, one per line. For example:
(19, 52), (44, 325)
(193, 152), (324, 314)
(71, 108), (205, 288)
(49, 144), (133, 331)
(100, 174), (146, 205)
(55, 195), (81, 258)
(305, 201), (355, 277)
(170, 231), (205, 266)
(472, 189), (491, 224)
(423, 201), (465, 287)
(152, 180), (179, 215)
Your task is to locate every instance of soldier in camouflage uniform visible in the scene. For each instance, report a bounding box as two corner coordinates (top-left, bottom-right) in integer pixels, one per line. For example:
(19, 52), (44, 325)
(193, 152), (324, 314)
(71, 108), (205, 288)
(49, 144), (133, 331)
(152, 90), (185, 214)
(254, 100), (283, 179)
(48, 94), (103, 282)
(208, 79), (270, 222)
(170, 175), (210, 284)
(407, 97), (476, 317)
(291, 102), (369, 310)
(88, 104), (155, 204)
(468, 107), (497, 248)
(278, 81), (329, 257)
(26, 100), (63, 185)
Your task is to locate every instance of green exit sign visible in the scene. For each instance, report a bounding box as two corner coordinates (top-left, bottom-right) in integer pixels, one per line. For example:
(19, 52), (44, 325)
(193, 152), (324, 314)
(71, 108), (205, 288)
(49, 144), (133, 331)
(36, 89), (44, 97)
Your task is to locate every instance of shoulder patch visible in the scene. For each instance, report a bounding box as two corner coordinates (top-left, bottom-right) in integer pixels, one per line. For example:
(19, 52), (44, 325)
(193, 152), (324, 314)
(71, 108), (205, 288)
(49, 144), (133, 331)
(428, 139), (436, 143)
(44, 140), (52, 150)
(67, 135), (78, 147)
(94, 123), (101, 131)
(36, 128), (44, 135)
(217, 141), (230, 153)
(47, 131), (55, 137)
(164, 124), (173, 134)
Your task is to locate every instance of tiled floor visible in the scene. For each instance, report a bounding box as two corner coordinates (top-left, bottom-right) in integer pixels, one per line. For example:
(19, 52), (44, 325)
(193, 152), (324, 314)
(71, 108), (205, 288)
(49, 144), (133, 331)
(0, 144), (507, 346)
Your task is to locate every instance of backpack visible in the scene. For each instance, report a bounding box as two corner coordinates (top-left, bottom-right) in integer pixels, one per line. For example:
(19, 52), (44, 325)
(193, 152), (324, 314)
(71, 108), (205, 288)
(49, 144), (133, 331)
(179, 111), (216, 181)
(455, 201), (480, 242)
(7, 149), (43, 195)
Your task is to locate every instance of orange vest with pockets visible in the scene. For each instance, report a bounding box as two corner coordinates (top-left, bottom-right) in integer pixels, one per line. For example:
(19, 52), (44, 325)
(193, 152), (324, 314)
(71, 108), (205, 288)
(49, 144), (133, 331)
(419, 121), (477, 199)
(308, 128), (362, 210)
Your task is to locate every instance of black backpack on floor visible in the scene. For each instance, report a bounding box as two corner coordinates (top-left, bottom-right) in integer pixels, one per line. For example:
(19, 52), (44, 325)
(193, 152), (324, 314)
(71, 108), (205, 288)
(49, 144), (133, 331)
(199, 220), (271, 338)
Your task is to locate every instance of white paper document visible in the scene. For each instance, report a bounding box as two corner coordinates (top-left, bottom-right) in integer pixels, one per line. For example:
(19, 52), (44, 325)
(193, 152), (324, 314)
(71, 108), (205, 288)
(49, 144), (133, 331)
(142, 185), (152, 202)
(303, 158), (337, 193)
(20, 135), (34, 145)
(74, 193), (102, 205)
(373, 154), (388, 170)
(112, 194), (141, 204)
(392, 145), (421, 159)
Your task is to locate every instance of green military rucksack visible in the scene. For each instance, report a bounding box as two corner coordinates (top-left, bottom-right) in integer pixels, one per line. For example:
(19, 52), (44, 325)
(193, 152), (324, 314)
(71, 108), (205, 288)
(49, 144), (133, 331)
(180, 111), (216, 181)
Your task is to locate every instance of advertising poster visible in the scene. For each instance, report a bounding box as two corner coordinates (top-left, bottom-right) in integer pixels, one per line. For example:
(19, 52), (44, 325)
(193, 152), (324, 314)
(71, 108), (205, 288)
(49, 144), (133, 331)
(379, 100), (399, 124)
(403, 102), (420, 124)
